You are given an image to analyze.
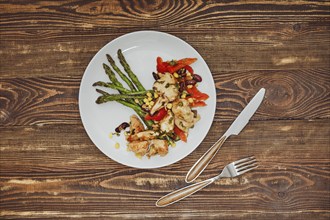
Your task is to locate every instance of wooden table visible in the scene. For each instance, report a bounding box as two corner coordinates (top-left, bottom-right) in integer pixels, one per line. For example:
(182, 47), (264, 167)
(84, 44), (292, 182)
(1, 1), (329, 219)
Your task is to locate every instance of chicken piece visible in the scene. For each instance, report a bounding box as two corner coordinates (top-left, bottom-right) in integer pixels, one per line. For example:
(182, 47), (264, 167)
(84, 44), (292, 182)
(150, 95), (168, 115)
(127, 130), (159, 142)
(159, 111), (174, 133)
(175, 117), (193, 132)
(129, 115), (145, 135)
(153, 73), (179, 102)
(127, 141), (149, 156)
(172, 99), (194, 123)
(147, 139), (169, 157)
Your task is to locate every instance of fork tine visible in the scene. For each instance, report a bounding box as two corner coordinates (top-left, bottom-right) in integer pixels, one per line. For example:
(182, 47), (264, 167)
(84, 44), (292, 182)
(235, 159), (257, 169)
(237, 164), (258, 175)
(234, 156), (255, 166)
(237, 161), (258, 172)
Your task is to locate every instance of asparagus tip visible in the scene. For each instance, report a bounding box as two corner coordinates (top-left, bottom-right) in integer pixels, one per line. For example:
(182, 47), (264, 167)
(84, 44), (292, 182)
(102, 63), (109, 69)
(96, 97), (103, 104)
(106, 54), (114, 63)
(92, 81), (100, 87)
(95, 88), (109, 96)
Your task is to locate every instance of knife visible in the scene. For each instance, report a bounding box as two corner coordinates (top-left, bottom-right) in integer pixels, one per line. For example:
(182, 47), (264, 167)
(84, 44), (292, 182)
(185, 88), (266, 183)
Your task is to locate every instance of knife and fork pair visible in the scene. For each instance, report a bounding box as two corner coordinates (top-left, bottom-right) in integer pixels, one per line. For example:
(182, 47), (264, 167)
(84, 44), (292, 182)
(156, 88), (266, 207)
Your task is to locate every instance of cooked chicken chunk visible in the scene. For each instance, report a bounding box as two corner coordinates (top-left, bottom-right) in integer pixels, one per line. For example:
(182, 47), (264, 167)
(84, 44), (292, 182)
(150, 95), (168, 115)
(127, 130), (158, 142)
(153, 73), (178, 102)
(172, 99), (194, 123)
(127, 141), (149, 156)
(172, 99), (200, 132)
(174, 117), (192, 132)
(159, 111), (174, 133)
(129, 115), (145, 135)
(147, 139), (169, 157)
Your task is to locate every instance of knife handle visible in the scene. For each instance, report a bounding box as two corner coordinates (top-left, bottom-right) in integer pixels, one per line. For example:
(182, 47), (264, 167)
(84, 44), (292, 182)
(185, 135), (227, 183)
(156, 178), (215, 207)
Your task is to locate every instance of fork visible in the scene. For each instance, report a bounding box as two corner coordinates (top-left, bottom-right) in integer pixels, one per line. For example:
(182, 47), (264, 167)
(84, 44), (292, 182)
(156, 156), (258, 207)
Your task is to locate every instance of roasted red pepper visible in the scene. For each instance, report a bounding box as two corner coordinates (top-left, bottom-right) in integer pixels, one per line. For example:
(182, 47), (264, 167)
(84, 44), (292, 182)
(173, 125), (187, 142)
(186, 86), (209, 101)
(190, 100), (207, 107)
(156, 57), (169, 73)
(156, 57), (197, 74)
(145, 107), (167, 121)
(167, 58), (197, 73)
(184, 65), (194, 74)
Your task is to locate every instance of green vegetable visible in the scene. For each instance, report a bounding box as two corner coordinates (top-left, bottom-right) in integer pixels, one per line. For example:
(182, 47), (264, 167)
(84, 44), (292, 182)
(93, 81), (152, 95)
(103, 63), (123, 88)
(95, 93), (145, 104)
(94, 51), (154, 129)
(106, 54), (137, 91)
(117, 49), (146, 91)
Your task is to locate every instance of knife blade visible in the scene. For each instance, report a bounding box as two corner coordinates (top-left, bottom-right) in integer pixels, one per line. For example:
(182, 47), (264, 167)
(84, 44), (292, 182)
(224, 88), (265, 136)
(185, 88), (266, 183)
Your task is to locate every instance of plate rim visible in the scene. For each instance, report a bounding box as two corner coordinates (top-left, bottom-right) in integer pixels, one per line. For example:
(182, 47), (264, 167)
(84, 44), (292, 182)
(79, 30), (216, 169)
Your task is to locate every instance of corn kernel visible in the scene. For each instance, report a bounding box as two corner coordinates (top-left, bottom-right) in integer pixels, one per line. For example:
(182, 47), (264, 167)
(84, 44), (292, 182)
(154, 93), (159, 98)
(166, 103), (173, 109)
(135, 153), (142, 159)
(181, 93), (187, 99)
(109, 133), (113, 139)
(173, 72), (179, 78)
(134, 99), (140, 103)
(149, 101), (155, 106)
(188, 98), (194, 103)
(147, 92), (152, 97)
(186, 72), (191, 77)
(187, 85), (193, 89)
(148, 97), (153, 101)
(171, 142), (176, 147)
(143, 98), (149, 103)
(114, 142), (120, 149)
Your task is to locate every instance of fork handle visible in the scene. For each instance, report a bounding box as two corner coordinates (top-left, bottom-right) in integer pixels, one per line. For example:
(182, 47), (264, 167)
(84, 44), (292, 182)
(156, 178), (215, 207)
(185, 135), (227, 183)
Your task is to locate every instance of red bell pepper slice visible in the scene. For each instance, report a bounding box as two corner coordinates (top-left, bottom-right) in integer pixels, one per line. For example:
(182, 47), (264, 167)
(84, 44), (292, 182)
(173, 125), (187, 142)
(184, 65), (194, 74)
(156, 57), (169, 73)
(177, 58), (197, 66)
(157, 57), (197, 74)
(186, 86), (209, 101)
(145, 107), (167, 121)
(167, 58), (197, 74)
(190, 100), (207, 107)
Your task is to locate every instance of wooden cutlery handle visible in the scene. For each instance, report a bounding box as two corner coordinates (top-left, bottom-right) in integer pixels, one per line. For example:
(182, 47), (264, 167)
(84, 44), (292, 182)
(185, 135), (227, 183)
(156, 178), (215, 207)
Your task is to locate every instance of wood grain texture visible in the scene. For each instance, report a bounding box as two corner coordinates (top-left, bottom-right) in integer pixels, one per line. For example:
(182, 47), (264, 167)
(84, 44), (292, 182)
(1, 68), (329, 126)
(1, 120), (329, 219)
(0, 0), (329, 77)
(0, 0), (329, 219)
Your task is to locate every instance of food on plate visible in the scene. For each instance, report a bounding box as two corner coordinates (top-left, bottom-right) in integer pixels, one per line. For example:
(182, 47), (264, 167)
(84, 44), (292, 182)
(93, 49), (209, 158)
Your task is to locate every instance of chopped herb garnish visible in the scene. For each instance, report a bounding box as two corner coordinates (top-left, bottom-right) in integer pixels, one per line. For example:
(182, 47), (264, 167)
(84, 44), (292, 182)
(168, 60), (177, 66)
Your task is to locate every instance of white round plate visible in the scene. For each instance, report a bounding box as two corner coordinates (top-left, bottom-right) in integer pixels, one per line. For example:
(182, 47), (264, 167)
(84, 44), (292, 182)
(79, 31), (216, 168)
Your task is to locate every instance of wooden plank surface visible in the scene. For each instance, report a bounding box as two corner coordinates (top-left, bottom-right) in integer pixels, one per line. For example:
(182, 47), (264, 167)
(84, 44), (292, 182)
(1, 120), (329, 219)
(1, 0), (329, 219)
(0, 68), (329, 126)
